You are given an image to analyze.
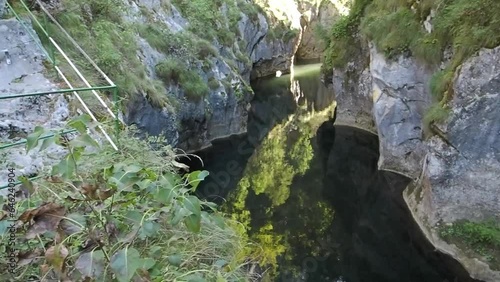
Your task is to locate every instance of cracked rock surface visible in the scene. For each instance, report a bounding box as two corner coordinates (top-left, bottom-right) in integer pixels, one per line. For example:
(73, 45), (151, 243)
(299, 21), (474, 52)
(0, 18), (69, 192)
(370, 45), (434, 178)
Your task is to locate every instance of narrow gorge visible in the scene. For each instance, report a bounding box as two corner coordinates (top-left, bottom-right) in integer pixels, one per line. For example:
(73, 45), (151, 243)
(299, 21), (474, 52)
(0, 0), (499, 281)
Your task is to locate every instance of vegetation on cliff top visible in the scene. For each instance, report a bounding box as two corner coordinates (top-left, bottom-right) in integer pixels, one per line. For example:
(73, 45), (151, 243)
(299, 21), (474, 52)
(14, 0), (269, 110)
(0, 115), (259, 281)
(322, 0), (500, 132)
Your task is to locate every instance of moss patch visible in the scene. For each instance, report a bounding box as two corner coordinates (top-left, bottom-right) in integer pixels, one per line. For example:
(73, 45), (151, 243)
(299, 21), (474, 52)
(440, 219), (500, 270)
(155, 57), (209, 101)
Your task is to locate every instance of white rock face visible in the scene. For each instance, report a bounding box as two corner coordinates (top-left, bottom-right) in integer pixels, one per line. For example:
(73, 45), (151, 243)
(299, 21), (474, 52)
(0, 19), (70, 191)
(405, 47), (500, 282)
(370, 45), (433, 178)
(0, 0), (5, 17)
(332, 40), (500, 281)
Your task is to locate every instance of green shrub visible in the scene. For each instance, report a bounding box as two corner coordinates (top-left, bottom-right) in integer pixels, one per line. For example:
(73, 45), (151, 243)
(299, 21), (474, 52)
(155, 57), (186, 83)
(0, 117), (257, 281)
(156, 58), (209, 100)
(422, 103), (450, 132)
(321, 0), (371, 71)
(208, 77), (220, 90)
(429, 69), (454, 102)
(195, 38), (219, 59)
(181, 70), (210, 100)
(361, 5), (422, 58)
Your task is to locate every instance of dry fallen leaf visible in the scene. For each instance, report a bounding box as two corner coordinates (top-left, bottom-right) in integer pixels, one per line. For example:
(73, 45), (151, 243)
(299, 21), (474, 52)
(19, 203), (66, 239)
(18, 249), (43, 267)
(45, 244), (69, 276)
(0, 211), (7, 221)
(18, 203), (65, 223)
(40, 263), (50, 276)
(80, 183), (115, 201)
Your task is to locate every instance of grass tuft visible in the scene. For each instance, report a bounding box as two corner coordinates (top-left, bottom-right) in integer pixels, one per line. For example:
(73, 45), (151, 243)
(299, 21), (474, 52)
(155, 58), (209, 101)
(440, 219), (500, 269)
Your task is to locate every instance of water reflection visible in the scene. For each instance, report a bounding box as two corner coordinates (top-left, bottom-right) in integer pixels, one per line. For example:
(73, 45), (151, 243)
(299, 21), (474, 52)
(186, 65), (476, 282)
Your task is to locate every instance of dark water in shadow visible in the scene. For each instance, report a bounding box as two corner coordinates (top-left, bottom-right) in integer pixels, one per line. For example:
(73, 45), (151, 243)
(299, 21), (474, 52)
(182, 65), (478, 282)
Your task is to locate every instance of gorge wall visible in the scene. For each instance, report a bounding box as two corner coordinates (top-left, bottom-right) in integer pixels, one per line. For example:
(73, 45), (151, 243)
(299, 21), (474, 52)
(122, 0), (347, 152)
(325, 1), (500, 280)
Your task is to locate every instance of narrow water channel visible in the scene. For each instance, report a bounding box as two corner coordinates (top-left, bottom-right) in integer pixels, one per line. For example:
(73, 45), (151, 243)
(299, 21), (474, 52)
(183, 64), (478, 282)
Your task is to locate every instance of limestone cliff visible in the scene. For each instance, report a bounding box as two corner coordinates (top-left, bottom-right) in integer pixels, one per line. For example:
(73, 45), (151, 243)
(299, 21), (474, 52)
(328, 27), (500, 282)
(123, 0), (343, 151)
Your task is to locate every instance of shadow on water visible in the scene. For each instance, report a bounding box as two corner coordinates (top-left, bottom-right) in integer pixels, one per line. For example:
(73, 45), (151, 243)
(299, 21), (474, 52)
(182, 64), (479, 282)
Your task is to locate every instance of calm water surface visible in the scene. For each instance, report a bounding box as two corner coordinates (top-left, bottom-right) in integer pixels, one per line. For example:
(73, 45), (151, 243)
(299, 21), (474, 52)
(185, 64), (478, 282)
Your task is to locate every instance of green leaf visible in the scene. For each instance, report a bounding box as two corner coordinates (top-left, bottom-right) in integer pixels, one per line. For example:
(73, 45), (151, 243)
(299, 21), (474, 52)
(140, 221), (160, 239)
(216, 272), (227, 282)
(214, 259), (227, 268)
(183, 196), (201, 217)
(53, 152), (78, 180)
(75, 250), (105, 279)
(68, 115), (92, 134)
(39, 136), (55, 152)
(70, 133), (99, 148)
(26, 126), (46, 153)
(140, 258), (156, 270)
(171, 207), (189, 226)
(185, 274), (206, 282)
(184, 213), (201, 233)
(110, 247), (142, 282)
(203, 201), (218, 211)
(149, 246), (162, 258)
(159, 172), (179, 189)
(18, 176), (34, 194)
(108, 165), (142, 191)
(167, 254), (182, 266)
(0, 220), (11, 234)
(124, 210), (143, 225)
(212, 214), (226, 229)
(136, 179), (153, 191)
(187, 170), (209, 191)
(156, 187), (175, 205)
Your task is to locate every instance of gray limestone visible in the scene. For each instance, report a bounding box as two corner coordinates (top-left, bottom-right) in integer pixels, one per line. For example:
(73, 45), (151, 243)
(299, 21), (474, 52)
(0, 18), (70, 191)
(332, 39), (500, 281)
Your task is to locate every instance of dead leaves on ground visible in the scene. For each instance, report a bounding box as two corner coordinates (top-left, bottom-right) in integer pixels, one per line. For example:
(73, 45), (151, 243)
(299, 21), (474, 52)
(18, 203), (66, 239)
(45, 244), (69, 277)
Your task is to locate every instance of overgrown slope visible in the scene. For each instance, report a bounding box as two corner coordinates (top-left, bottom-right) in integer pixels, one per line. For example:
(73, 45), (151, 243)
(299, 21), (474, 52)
(0, 116), (259, 281)
(322, 0), (500, 130)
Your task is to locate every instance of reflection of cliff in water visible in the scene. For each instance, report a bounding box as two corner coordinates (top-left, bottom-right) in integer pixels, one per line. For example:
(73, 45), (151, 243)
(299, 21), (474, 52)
(191, 64), (334, 203)
(184, 64), (477, 282)
(306, 124), (478, 282)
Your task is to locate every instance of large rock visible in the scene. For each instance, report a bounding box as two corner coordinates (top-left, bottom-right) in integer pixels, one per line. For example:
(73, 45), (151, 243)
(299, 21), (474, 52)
(0, 0), (6, 18)
(327, 35), (374, 132)
(370, 45), (433, 179)
(405, 46), (500, 282)
(332, 41), (433, 179)
(251, 37), (295, 79)
(296, 0), (345, 60)
(124, 0), (304, 151)
(331, 40), (500, 281)
(0, 19), (70, 190)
